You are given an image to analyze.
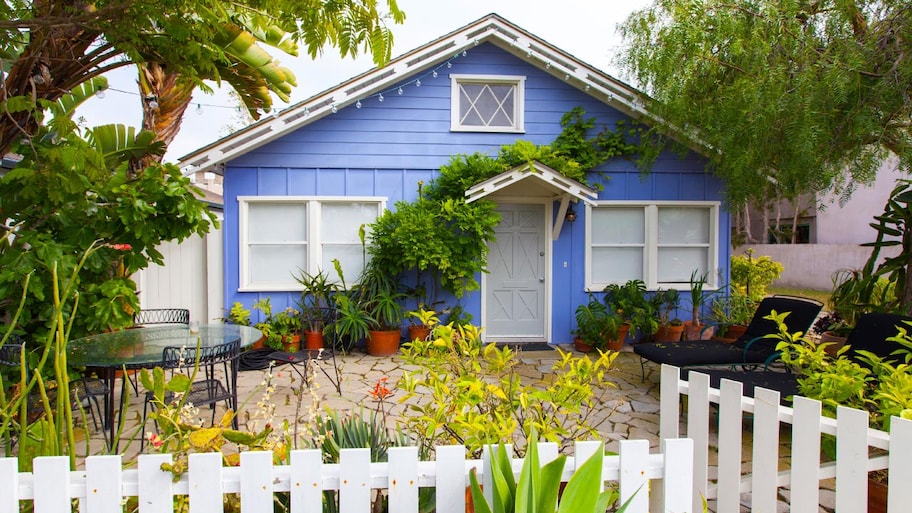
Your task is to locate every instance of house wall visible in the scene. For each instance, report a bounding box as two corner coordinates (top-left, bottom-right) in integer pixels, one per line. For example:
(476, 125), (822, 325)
(223, 43), (726, 344)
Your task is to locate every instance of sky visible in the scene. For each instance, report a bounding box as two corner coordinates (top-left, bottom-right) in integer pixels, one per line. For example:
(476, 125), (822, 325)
(76, 0), (652, 163)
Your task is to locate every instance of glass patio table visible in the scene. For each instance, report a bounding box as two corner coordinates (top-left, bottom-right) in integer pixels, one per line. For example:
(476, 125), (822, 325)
(68, 324), (263, 449)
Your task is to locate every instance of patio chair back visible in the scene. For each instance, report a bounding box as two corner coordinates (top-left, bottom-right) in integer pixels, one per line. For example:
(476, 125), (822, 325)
(134, 308), (190, 326)
(843, 312), (912, 361)
(733, 295), (824, 355)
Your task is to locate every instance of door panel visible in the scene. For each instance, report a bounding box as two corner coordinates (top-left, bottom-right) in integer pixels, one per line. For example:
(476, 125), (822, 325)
(485, 204), (545, 340)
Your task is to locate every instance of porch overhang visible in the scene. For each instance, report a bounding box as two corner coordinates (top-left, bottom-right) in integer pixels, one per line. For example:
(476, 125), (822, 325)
(464, 161), (597, 240)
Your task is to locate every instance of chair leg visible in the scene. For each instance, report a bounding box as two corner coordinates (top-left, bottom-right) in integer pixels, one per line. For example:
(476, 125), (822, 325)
(639, 357), (647, 382)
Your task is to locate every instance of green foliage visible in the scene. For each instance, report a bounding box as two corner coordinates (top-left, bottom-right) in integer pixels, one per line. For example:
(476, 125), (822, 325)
(0, 0), (406, 155)
(707, 294), (756, 328)
(775, 314), (912, 430)
(468, 433), (616, 513)
(688, 270), (709, 325)
(223, 301), (252, 326)
(294, 269), (338, 332)
(251, 298), (301, 349)
(730, 249), (784, 302)
(652, 288), (682, 327)
(398, 323), (618, 458)
(573, 294), (623, 348)
(0, 106), (215, 342)
(603, 280), (658, 337)
(619, 1), (911, 209)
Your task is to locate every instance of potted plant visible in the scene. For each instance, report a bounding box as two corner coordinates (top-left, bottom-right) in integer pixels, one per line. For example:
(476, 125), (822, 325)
(651, 288), (684, 343)
(406, 307), (439, 342)
(252, 298), (302, 351)
(221, 301), (265, 349)
(356, 262), (406, 356)
(603, 279), (656, 344)
(707, 294), (755, 342)
(573, 294), (624, 352)
(684, 270), (713, 341)
(295, 269), (338, 350)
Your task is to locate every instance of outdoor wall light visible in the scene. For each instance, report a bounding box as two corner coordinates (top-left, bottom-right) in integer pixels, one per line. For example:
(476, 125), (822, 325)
(565, 206), (577, 223)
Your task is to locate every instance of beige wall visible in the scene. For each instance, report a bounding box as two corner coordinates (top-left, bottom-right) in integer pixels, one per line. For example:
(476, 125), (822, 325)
(816, 157), (904, 244)
(734, 244), (902, 291)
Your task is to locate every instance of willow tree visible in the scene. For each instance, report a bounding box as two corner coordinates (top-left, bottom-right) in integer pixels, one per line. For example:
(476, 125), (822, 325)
(619, 0), (912, 211)
(0, 0), (405, 158)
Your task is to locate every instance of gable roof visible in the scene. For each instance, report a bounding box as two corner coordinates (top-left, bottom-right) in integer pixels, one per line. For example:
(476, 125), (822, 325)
(179, 13), (653, 175)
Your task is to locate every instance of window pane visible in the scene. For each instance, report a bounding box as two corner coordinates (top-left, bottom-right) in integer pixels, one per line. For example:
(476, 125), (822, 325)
(323, 244), (366, 282)
(249, 203), (306, 242)
(591, 247), (643, 283)
(591, 208), (644, 244)
(657, 248), (708, 283)
(658, 207), (709, 244)
(249, 245), (306, 285)
(322, 203), (377, 243)
(458, 82), (516, 128)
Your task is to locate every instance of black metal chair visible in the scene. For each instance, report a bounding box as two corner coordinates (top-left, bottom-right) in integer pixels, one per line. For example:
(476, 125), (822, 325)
(633, 295), (824, 380)
(133, 308), (191, 326)
(141, 338), (241, 448)
(269, 307), (343, 394)
(0, 341), (108, 440)
(688, 312), (912, 402)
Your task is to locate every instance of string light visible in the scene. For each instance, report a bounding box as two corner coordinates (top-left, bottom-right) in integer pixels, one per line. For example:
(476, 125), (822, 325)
(564, 74), (570, 81)
(432, 70), (438, 78)
(95, 86), (105, 99)
(397, 87), (403, 95)
(196, 103), (203, 115)
(415, 79), (421, 87)
(378, 93), (384, 102)
(145, 95), (159, 109)
(356, 100), (362, 109)
(447, 62), (452, 69)
(331, 103), (337, 113)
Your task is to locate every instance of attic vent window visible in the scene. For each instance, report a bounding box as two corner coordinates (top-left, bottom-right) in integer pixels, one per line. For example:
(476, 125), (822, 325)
(451, 74), (524, 133)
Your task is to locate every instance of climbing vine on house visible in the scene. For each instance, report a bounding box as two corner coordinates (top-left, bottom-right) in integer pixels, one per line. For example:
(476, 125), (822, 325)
(366, 107), (642, 306)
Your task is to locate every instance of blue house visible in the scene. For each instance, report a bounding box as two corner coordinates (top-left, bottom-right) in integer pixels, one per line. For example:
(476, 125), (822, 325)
(179, 14), (728, 347)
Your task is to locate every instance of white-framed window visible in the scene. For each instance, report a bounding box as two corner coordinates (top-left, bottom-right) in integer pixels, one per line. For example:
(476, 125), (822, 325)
(238, 196), (385, 291)
(450, 74), (525, 132)
(585, 201), (720, 290)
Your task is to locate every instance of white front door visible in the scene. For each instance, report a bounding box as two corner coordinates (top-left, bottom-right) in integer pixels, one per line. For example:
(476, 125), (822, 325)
(485, 204), (546, 341)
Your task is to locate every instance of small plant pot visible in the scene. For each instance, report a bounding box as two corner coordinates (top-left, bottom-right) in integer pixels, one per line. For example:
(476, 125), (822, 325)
(653, 324), (684, 343)
(868, 474), (887, 513)
(408, 325), (432, 342)
(303, 330), (324, 350)
(282, 334), (301, 353)
(722, 324), (748, 340)
(683, 321), (714, 341)
(606, 324), (631, 351)
(573, 337), (595, 353)
(367, 329), (401, 356)
(819, 331), (848, 357)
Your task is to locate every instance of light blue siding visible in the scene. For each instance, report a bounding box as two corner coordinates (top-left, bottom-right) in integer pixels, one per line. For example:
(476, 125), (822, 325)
(223, 43), (729, 344)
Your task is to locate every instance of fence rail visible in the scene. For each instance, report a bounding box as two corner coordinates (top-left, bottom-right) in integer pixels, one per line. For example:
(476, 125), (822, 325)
(1, 438), (694, 513)
(661, 364), (912, 513)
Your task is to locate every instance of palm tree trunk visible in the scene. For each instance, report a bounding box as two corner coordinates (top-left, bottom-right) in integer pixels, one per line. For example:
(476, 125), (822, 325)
(137, 63), (196, 169)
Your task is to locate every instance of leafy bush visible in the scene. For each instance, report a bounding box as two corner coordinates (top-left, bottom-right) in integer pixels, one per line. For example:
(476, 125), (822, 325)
(730, 249), (783, 302)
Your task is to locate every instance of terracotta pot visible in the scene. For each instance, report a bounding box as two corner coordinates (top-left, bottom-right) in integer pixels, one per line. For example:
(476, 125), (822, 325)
(868, 475), (887, 513)
(820, 331), (848, 357)
(653, 324), (684, 343)
(408, 325), (432, 342)
(282, 334), (301, 353)
(303, 330), (324, 350)
(606, 323), (631, 351)
(573, 337), (594, 353)
(367, 329), (401, 356)
(683, 321), (715, 341)
(250, 336), (266, 350)
(722, 324), (748, 340)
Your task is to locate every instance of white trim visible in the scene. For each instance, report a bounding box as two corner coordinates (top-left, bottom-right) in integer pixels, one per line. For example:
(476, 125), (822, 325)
(481, 197), (552, 344)
(585, 201), (721, 291)
(450, 74), (525, 133)
(178, 14), (660, 174)
(238, 196), (385, 291)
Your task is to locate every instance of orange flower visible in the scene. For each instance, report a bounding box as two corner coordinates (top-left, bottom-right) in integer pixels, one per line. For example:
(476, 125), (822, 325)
(147, 432), (163, 448)
(108, 243), (132, 251)
(369, 376), (392, 400)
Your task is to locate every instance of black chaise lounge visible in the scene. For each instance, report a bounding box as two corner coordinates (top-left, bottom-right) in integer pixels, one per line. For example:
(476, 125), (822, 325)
(633, 295), (824, 380)
(689, 312), (912, 400)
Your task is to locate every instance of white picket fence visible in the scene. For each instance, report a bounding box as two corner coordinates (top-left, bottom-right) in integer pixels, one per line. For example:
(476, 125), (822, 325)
(1, 438), (694, 513)
(662, 364), (912, 513)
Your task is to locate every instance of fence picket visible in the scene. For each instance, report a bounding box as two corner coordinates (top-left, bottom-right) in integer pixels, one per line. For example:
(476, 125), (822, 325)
(33, 457), (70, 513)
(888, 417), (912, 513)
(835, 406), (869, 513)
(0, 457), (19, 513)
(716, 379), (744, 512)
(240, 451), (273, 512)
(388, 446), (419, 513)
(188, 452), (223, 513)
(339, 448), (370, 513)
(686, 369), (711, 513)
(289, 449), (322, 513)
(435, 445), (465, 513)
(138, 454), (173, 513)
(662, 438), (694, 513)
(85, 455), (122, 513)
(618, 439), (648, 513)
(789, 396), (822, 513)
(751, 387), (780, 512)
